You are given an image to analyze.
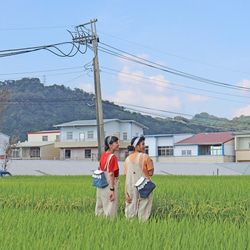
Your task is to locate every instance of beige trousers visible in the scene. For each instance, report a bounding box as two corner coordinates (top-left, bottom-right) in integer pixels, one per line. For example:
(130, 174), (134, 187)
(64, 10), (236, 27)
(95, 176), (119, 218)
(125, 153), (154, 222)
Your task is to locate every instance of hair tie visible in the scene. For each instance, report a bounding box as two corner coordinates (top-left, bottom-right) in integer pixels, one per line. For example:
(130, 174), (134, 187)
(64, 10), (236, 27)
(133, 135), (142, 147)
(107, 136), (112, 145)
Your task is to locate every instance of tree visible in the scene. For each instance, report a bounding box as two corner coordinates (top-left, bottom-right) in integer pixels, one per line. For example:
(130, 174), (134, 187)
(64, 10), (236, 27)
(0, 88), (11, 129)
(1, 136), (18, 171)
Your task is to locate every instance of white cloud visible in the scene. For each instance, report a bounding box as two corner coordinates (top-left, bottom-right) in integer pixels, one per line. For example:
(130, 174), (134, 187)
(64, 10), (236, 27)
(233, 104), (250, 117)
(236, 79), (250, 94)
(186, 94), (209, 103)
(78, 83), (94, 93)
(108, 66), (181, 117)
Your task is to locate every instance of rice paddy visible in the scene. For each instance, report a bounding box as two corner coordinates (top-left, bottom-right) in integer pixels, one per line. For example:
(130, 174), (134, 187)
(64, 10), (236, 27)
(0, 175), (249, 249)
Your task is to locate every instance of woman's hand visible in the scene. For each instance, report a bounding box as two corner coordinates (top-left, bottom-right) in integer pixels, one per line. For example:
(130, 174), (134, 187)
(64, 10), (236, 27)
(109, 191), (115, 201)
(125, 193), (132, 203)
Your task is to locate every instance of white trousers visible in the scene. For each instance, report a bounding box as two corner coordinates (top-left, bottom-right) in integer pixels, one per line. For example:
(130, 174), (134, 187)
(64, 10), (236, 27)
(95, 177), (119, 218)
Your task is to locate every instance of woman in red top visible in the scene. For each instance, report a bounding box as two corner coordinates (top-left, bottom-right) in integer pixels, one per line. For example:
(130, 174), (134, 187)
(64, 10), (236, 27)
(95, 135), (120, 218)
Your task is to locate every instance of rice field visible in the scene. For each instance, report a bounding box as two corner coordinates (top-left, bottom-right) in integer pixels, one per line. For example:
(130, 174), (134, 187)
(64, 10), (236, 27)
(0, 175), (249, 249)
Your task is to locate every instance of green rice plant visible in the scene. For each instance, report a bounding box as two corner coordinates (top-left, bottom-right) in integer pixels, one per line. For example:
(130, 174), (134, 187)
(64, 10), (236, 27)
(0, 175), (249, 249)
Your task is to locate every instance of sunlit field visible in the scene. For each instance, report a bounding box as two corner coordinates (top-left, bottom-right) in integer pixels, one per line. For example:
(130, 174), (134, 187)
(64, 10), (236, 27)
(0, 175), (249, 249)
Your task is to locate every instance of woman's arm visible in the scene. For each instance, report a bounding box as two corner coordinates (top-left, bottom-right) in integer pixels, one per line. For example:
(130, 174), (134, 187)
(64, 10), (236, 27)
(125, 177), (132, 203)
(109, 171), (115, 201)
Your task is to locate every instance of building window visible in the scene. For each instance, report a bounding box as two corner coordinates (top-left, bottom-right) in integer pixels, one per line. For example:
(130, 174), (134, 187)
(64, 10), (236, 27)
(211, 145), (222, 155)
(42, 136), (48, 141)
(85, 149), (91, 158)
(12, 149), (20, 158)
(67, 132), (73, 140)
(31, 148), (40, 158)
(123, 132), (128, 141)
(145, 146), (149, 155)
(65, 149), (71, 159)
(158, 146), (173, 156)
(87, 131), (94, 139)
(79, 133), (85, 141)
(199, 145), (222, 155)
(182, 150), (192, 156)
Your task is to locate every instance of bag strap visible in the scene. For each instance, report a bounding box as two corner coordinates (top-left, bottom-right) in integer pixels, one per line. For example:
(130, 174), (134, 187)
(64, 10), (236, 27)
(104, 154), (114, 172)
(140, 153), (145, 177)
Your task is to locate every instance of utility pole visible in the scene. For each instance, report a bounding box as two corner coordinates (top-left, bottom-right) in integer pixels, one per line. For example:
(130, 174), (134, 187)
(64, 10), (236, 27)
(73, 19), (105, 159)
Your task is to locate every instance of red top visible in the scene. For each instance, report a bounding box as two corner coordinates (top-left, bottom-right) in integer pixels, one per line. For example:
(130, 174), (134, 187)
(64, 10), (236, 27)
(99, 152), (119, 177)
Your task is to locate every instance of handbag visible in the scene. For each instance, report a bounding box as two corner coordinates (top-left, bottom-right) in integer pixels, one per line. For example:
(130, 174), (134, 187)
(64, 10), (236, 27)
(134, 154), (156, 198)
(92, 154), (113, 188)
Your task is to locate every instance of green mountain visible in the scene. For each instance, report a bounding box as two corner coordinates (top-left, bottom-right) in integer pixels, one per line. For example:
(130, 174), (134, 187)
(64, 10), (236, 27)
(0, 78), (249, 141)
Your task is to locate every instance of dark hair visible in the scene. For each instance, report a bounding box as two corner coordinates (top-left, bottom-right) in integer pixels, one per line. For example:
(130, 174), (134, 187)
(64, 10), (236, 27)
(127, 135), (145, 151)
(105, 136), (119, 151)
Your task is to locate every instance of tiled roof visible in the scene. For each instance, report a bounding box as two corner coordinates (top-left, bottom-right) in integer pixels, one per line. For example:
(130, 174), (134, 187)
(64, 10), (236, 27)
(175, 132), (234, 145)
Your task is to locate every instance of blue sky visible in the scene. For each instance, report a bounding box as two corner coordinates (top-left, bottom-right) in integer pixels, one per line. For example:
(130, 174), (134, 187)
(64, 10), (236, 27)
(1, 0), (250, 120)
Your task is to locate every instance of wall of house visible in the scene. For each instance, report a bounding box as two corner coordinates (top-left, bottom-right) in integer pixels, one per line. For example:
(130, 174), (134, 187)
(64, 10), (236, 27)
(174, 145), (198, 156)
(28, 132), (60, 142)
(0, 133), (9, 156)
(60, 126), (97, 142)
(150, 155), (235, 163)
(40, 144), (60, 160)
(235, 150), (250, 162)
(235, 136), (250, 150)
(224, 140), (235, 156)
(173, 134), (194, 143)
(145, 134), (194, 157)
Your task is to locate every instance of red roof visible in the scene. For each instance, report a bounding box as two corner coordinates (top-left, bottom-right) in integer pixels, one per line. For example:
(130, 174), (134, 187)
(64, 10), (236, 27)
(176, 132), (234, 145)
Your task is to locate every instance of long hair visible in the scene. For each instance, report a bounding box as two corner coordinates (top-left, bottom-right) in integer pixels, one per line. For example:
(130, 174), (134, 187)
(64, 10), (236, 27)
(127, 135), (145, 151)
(105, 135), (119, 151)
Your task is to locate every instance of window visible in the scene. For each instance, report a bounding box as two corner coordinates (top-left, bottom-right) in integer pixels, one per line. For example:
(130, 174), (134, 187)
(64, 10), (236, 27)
(67, 132), (73, 140)
(65, 150), (71, 159)
(199, 145), (222, 155)
(79, 133), (85, 141)
(145, 146), (149, 155)
(85, 149), (91, 158)
(30, 148), (40, 158)
(158, 146), (173, 156)
(42, 136), (48, 141)
(123, 132), (128, 140)
(56, 135), (60, 141)
(182, 150), (192, 156)
(199, 145), (211, 155)
(12, 149), (20, 158)
(87, 131), (94, 139)
(211, 145), (222, 155)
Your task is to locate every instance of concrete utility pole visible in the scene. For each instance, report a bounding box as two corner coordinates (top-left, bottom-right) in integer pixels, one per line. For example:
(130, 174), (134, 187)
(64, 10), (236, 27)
(73, 19), (105, 159)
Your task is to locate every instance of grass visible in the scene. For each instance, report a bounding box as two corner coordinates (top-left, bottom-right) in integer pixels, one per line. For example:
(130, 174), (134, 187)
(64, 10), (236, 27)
(0, 175), (249, 249)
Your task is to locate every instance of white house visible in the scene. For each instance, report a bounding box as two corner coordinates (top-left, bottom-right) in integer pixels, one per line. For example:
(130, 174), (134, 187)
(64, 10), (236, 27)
(12, 130), (60, 160)
(0, 132), (10, 159)
(54, 119), (147, 161)
(145, 134), (194, 162)
(233, 131), (250, 162)
(174, 132), (235, 163)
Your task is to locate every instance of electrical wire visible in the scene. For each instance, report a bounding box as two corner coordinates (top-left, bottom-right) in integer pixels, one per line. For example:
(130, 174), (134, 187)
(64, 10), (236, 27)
(99, 42), (250, 92)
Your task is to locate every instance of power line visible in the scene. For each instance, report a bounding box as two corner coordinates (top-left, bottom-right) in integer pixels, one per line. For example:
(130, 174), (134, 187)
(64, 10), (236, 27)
(98, 30), (250, 76)
(99, 42), (250, 92)
(100, 67), (250, 104)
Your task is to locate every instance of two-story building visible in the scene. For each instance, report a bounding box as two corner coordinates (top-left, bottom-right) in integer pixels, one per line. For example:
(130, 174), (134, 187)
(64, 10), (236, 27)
(54, 119), (147, 160)
(12, 130), (60, 160)
(233, 131), (250, 162)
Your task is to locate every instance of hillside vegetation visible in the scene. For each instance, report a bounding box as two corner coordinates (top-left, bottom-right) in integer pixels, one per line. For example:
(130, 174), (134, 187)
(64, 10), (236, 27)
(1, 78), (250, 141)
